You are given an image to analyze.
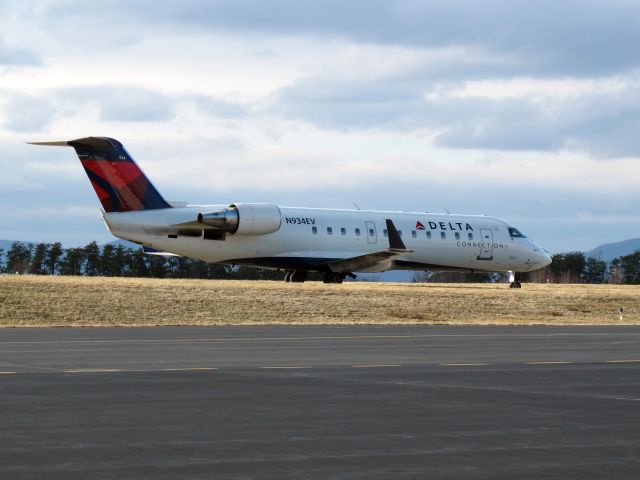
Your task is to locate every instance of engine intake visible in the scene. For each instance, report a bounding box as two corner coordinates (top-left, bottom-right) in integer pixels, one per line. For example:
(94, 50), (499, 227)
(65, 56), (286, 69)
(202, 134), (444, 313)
(197, 203), (281, 236)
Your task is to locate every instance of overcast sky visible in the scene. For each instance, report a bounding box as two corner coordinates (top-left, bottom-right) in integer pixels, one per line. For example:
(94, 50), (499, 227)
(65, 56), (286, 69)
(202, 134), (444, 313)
(1, 0), (639, 252)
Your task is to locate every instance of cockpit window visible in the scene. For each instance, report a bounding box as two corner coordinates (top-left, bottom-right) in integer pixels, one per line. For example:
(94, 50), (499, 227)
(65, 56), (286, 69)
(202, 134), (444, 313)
(508, 227), (526, 238)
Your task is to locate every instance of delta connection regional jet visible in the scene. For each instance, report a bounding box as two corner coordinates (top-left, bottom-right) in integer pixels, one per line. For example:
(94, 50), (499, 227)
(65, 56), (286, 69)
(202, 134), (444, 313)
(30, 137), (551, 287)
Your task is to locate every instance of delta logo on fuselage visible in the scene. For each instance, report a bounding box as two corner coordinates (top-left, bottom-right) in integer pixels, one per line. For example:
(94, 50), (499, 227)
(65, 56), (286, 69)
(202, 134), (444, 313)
(418, 220), (474, 231)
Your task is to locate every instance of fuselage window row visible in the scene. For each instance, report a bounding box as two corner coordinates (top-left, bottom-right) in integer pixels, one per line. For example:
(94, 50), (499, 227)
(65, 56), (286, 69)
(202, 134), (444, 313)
(312, 225), (470, 241)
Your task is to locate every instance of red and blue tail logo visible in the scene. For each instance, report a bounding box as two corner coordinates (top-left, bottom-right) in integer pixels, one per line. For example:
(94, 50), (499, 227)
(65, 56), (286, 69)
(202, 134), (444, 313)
(67, 137), (171, 213)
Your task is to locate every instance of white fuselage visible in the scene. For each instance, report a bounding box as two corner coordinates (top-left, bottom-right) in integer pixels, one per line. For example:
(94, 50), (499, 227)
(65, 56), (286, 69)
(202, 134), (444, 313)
(104, 205), (551, 274)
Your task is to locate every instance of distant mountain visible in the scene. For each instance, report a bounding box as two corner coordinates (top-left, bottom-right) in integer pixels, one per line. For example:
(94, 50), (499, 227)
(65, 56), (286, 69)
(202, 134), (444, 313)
(586, 238), (640, 263)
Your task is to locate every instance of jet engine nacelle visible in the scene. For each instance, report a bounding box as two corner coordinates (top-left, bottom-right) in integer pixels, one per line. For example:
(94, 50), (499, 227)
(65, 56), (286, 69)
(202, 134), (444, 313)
(198, 203), (281, 236)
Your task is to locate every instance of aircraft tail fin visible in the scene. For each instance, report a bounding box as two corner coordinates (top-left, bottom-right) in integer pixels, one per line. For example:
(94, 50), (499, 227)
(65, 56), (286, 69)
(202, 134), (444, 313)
(29, 137), (171, 213)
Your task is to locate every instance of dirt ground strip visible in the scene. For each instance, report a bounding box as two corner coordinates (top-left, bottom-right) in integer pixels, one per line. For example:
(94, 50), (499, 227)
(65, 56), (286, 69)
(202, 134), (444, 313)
(0, 275), (638, 326)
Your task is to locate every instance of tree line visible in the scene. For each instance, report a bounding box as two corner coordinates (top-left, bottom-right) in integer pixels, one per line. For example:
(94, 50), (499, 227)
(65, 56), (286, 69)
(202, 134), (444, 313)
(0, 241), (283, 280)
(1, 241), (639, 284)
(527, 251), (640, 284)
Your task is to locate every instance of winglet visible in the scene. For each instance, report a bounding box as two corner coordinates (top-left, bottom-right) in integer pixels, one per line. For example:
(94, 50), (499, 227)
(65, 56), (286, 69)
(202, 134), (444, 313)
(385, 219), (406, 250)
(26, 141), (70, 146)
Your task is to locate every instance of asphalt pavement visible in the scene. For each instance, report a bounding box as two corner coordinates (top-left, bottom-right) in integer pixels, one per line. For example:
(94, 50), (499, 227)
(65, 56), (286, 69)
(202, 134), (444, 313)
(1, 326), (639, 479)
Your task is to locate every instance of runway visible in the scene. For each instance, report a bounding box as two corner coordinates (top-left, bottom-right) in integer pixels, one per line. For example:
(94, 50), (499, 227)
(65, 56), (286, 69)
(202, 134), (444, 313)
(1, 326), (640, 478)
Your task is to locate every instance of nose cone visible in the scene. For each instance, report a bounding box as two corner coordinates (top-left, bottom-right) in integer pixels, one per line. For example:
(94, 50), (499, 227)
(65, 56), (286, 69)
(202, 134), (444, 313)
(535, 248), (552, 268)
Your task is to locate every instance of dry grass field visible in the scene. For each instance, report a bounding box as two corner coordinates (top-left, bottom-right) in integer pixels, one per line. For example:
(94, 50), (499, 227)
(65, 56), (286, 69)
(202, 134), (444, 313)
(0, 275), (639, 327)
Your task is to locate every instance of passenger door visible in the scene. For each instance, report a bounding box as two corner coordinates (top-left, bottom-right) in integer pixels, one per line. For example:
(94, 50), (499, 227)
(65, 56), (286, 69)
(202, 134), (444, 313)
(365, 221), (377, 244)
(477, 229), (493, 260)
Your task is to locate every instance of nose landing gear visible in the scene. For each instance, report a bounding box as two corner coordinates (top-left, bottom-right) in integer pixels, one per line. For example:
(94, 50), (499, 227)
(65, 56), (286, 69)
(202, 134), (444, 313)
(509, 272), (522, 289)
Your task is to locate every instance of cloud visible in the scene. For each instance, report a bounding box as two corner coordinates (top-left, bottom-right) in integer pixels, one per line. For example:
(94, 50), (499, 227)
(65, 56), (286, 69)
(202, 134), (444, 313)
(99, 89), (174, 123)
(188, 94), (249, 119)
(42, 0), (640, 77)
(1, 0), (638, 253)
(55, 86), (175, 123)
(1, 94), (57, 132)
(0, 38), (40, 65)
(1, 85), (253, 128)
(0, 87), (176, 134)
(274, 72), (640, 158)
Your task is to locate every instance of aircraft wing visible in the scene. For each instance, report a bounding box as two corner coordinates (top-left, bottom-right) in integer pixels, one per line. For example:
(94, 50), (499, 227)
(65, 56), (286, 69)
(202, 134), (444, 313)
(142, 246), (179, 257)
(326, 219), (412, 273)
(326, 248), (411, 273)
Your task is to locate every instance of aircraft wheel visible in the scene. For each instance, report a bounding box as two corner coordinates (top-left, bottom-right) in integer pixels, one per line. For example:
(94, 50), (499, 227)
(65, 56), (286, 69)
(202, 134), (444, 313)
(323, 272), (345, 284)
(290, 271), (307, 283)
(510, 273), (523, 288)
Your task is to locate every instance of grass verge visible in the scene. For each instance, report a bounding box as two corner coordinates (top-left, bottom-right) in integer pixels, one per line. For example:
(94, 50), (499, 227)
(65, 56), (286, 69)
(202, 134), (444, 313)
(1, 275), (638, 327)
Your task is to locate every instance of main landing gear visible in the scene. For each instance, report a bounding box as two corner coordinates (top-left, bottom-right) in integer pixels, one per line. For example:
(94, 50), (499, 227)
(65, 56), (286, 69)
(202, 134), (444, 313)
(323, 272), (346, 284)
(284, 271), (355, 284)
(322, 272), (356, 284)
(510, 272), (523, 289)
(284, 271), (308, 283)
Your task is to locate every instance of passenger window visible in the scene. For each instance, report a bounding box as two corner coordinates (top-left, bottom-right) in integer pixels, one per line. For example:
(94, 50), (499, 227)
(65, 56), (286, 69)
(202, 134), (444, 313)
(412, 231), (417, 238)
(355, 228), (361, 236)
(426, 231), (432, 239)
(312, 226), (317, 235)
(383, 229), (388, 237)
(369, 228), (375, 237)
(468, 232), (473, 240)
(441, 232), (446, 239)
(398, 230), (403, 237)
(455, 232), (460, 240)
(327, 227), (333, 235)
(341, 227), (346, 236)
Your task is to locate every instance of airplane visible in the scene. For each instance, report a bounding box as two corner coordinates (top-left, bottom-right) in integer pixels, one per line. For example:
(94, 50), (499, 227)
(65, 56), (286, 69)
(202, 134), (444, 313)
(30, 137), (551, 287)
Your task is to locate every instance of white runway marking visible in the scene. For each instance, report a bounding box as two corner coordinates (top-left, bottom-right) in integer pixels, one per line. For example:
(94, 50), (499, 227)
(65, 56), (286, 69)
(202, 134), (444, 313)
(441, 363), (489, 367)
(527, 361), (573, 365)
(65, 369), (122, 373)
(161, 367), (217, 372)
